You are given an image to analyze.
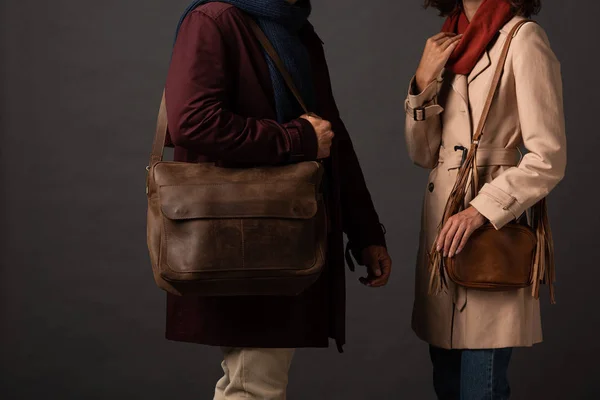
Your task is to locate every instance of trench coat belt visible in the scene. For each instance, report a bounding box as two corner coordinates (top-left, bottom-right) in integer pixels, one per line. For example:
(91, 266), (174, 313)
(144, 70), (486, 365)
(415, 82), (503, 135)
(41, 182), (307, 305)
(439, 147), (522, 169)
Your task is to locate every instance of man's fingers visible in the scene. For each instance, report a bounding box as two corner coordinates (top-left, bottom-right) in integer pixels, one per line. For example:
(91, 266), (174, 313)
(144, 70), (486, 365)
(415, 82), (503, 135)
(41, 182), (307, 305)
(369, 259), (382, 277)
(368, 258), (392, 287)
(299, 114), (315, 122)
(375, 257), (392, 279)
(301, 112), (322, 120)
(369, 279), (386, 287)
(358, 252), (379, 285)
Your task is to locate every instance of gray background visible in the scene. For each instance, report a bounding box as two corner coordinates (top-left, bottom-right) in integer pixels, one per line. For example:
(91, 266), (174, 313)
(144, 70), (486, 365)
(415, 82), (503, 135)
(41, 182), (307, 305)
(1, 0), (598, 399)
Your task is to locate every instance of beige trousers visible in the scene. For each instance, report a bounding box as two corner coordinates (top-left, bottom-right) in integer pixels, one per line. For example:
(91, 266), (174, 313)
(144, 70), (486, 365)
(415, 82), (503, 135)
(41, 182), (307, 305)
(214, 347), (296, 400)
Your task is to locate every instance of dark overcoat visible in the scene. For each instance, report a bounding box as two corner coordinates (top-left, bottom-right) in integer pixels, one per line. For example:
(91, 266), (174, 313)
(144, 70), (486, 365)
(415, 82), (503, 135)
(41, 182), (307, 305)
(164, 2), (386, 351)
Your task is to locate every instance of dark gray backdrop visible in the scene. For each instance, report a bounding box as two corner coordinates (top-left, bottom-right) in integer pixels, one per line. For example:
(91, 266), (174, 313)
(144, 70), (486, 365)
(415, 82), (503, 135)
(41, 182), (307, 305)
(1, 0), (598, 399)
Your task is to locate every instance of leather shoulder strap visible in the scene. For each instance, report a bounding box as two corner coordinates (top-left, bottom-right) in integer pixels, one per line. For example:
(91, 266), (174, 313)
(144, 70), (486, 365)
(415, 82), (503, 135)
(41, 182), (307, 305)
(246, 18), (308, 114)
(472, 19), (533, 143)
(150, 90), (168, 165)
(149, 17), (308, 166)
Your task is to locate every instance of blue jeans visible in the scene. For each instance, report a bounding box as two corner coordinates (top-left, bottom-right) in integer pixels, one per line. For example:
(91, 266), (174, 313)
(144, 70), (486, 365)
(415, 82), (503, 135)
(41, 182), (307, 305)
(429, 346), (513, 400)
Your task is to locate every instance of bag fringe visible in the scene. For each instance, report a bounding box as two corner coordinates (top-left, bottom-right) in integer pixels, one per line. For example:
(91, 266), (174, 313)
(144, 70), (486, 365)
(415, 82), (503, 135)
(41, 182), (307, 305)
(428, 142), (479, 295)
(427, 144), (556, 303)
(531, 198), (556, 304)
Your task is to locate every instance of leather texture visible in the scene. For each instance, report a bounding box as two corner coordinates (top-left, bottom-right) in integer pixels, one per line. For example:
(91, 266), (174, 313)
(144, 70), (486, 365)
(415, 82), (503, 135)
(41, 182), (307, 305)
(445, 224), (536, 290)
(437, 20), (544, 293)
(146, 19), (327, 297)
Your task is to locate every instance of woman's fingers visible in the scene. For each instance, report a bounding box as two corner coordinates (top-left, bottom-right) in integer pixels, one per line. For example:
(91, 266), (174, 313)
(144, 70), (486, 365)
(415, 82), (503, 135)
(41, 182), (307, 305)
(443, 38), (462, 56)
(436, 219), (453, 251)
(448, 223), (467, 258)
(456, 226), (476, 255)
(442, 221), (460, 257)
(431, 32), (457, 42)
(440, 34), (462, 51)
(437, 208), (486, 258)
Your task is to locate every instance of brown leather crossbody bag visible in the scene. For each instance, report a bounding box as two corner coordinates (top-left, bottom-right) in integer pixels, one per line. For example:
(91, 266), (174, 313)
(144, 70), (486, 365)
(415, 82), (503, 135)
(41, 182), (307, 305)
(146, 19), (327, 297)
(429, 20), (556, 302)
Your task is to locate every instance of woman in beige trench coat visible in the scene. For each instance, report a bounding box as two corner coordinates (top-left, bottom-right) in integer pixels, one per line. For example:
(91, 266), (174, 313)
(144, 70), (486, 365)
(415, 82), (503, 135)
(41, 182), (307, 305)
(404, 0), (566, 398)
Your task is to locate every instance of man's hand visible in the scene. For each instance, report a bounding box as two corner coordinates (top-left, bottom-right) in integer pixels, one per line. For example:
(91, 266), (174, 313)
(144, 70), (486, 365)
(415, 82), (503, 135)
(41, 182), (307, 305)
(436, 206), (487, 258)
(300, 114), (334, 159)
(358, 245), (392, 288)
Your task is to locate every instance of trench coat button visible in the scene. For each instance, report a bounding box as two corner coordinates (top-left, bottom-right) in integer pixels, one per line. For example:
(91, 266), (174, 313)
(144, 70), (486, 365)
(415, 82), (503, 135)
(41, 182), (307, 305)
(428, 182), (435, 192)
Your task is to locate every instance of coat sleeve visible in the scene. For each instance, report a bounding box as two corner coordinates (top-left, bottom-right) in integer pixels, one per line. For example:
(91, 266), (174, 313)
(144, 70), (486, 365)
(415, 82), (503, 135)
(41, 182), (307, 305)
(336, 118), (387, 253)
(404, 76), (444, 169)
(470, 23), (567, 229)
(165, 11), (318, 164)
(313, 42), (386, 255)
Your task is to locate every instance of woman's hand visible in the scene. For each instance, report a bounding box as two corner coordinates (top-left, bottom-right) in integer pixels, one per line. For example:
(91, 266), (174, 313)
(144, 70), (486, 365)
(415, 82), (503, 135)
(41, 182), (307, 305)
(415, 32), (463, 92)
(436, 206), (486, 258)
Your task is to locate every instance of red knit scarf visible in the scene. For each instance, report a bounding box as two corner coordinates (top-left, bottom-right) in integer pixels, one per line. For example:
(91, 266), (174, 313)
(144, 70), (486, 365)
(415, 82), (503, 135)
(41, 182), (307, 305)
(442, 0), (514, 75)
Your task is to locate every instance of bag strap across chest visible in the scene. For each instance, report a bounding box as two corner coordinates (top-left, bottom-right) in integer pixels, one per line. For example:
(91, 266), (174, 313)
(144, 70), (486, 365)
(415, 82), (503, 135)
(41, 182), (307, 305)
(473, 20), (532, 145)
(470, 19), (532, 195)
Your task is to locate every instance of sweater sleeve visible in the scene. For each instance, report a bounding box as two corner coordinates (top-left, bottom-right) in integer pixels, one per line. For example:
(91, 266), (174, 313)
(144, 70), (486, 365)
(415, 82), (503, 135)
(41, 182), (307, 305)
(165, 11), (318, 164)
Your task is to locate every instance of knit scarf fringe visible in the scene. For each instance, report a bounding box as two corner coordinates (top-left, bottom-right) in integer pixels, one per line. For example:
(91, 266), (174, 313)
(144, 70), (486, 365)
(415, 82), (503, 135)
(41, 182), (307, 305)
(427, 142), (556, 304)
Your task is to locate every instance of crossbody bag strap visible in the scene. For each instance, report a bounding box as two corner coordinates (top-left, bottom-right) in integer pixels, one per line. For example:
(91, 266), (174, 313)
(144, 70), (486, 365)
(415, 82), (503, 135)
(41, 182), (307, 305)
(473, 19), (532, 143)
(246, 17), (309, 115)
(470, 19), (533, 196)
(148, 16), (310, 166)
(150, 90), (169, 165)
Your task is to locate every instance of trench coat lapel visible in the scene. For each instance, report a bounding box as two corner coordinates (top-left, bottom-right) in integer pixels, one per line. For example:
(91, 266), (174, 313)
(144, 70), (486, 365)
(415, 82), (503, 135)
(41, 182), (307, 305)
(467, 50), (492, 85)
(449, 73), (473, 143)
(450, 73), (469, 110)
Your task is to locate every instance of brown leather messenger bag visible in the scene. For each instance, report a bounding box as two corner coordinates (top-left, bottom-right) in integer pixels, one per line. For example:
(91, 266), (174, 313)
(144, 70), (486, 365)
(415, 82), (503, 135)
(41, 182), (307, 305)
(146, 18), (327, 297)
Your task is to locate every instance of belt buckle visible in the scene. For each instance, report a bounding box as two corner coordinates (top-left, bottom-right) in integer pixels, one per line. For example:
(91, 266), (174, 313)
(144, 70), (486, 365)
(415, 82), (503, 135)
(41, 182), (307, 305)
(413, 107), (426, 121)
(454, 145), (468, 166)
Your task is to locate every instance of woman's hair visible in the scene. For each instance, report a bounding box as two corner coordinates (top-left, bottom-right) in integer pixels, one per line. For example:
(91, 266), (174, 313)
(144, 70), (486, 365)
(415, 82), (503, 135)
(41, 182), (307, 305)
(424, 0), (541, 17)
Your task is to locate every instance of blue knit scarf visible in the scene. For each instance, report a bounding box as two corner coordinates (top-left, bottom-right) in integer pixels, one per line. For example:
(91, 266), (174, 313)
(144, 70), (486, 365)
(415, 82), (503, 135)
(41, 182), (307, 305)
(174, 0), (316, 123)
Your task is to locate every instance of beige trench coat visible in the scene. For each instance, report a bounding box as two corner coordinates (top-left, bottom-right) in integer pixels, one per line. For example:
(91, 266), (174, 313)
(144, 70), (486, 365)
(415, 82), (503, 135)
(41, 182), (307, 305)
(404, 17), (567, 349)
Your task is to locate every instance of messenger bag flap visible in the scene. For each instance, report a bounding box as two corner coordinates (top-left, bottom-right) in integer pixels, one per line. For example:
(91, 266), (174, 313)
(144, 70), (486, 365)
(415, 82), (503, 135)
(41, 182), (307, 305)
(154, 161), (322, 221)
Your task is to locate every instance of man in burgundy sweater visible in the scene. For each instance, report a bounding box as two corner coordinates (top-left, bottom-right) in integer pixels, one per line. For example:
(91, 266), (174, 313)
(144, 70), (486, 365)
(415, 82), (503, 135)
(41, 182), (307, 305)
(164, 0), (391, 398)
